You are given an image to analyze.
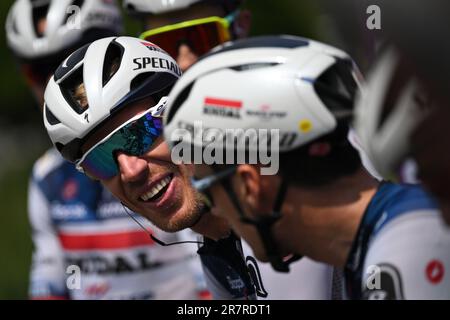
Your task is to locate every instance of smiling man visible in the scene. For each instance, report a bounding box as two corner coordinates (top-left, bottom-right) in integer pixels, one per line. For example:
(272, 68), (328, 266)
(79, 97), (206, 233)
(6, 0), (209, 300)
(43, 35), (255, 299)
(44, 36), (227, 237)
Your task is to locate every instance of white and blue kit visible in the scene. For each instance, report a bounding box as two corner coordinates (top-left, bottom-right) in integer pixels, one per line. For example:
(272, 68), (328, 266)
(345, 182), (450, 299)
(29, 148), (261, 300)
(29, 148), (207, 299)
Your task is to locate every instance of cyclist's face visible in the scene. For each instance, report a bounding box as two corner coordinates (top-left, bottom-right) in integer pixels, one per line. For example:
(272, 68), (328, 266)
(145, 3), (225, 72)
(86, 98), (206, 232)
(194, 164), (277, 262)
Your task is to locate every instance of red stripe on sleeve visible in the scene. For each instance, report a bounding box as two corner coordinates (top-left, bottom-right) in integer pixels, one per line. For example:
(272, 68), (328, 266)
(58, 230), (154, 250)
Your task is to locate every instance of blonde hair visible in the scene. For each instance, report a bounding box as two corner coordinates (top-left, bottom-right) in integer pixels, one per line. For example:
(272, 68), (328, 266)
(71, 58), (120, 110)
(73, 83), (88, 110)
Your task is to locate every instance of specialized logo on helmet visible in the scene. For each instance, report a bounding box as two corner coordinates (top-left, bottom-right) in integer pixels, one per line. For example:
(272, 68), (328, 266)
(133, 56), (182, 76)
(203, 97), (242, 119)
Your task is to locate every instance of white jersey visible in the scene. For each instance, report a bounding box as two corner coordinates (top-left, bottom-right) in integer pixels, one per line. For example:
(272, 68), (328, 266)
(345, 182), (450, 299)
(29, 148), (207, 300)
(241, 241), (335, 299)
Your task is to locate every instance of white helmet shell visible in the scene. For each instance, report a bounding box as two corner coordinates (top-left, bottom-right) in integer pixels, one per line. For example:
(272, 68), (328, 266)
(44, 36), (181, 162)
(164, 35), (361, 154)
(123, 0), (202, 14)
(354, 48), (424, 179)
(123, 0), (240, 15)
(6, 0), (123, 59)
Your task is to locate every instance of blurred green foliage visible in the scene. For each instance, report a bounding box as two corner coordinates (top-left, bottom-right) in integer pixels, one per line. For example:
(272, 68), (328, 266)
(245, 0), (320, 38)
(0, 164), (34, 299)
(0, 1), (39, 124)
(0, 0), (321, 299)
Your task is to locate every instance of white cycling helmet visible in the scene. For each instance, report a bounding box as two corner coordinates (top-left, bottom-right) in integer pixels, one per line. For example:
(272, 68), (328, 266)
(354, 47), (426, 180)
(123, 0), (241, 15)
(6, 0), (123, 60)
(163, 35), (362, 273)
(44, 36), (181, 162)
(164, 35), (362, 154)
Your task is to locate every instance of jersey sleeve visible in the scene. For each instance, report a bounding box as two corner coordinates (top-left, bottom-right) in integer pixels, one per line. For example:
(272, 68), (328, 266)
(28, 177), (68, 299)
(362, 210), (450, 299)
(197, 232), (256, 300)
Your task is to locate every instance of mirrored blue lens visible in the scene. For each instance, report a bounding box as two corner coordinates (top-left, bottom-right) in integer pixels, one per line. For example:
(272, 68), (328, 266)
(79, 112), (163, 180)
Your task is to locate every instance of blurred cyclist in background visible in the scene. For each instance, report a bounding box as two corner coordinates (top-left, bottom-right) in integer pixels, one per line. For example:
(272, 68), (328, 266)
(6, 0), (207, 300)
(164, 35), (450, 299)
(353, 0), (450, 225)
(123, 0), (340, 299)
(124, 0), (250, 71)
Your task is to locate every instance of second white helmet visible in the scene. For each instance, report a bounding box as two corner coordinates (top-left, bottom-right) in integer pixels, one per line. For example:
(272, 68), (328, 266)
(164, 35), (362, 155)
(123, 0), (241, 15)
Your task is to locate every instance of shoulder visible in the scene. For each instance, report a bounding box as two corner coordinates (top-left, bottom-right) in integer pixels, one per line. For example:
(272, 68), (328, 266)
(31, 148), (65, 182)
(363, 209), (450, 299)
(369, 183), (438, 233)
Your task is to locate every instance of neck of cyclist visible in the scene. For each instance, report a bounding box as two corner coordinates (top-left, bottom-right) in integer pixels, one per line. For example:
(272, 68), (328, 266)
(272, 167), (378, 268)
(191, 210), (232, 241)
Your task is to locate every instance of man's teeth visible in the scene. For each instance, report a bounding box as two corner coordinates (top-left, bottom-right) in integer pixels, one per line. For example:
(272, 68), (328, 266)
(140, 176), (172, 201)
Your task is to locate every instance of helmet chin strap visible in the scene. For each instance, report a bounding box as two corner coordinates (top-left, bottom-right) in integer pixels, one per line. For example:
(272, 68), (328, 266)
(120, 202), (204, 246)
(220, 175), (302, 272)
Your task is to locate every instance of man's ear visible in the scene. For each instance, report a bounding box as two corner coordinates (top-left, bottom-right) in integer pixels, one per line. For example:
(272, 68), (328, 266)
(234, 164), (260, 211)
(234, 9), (252, 39)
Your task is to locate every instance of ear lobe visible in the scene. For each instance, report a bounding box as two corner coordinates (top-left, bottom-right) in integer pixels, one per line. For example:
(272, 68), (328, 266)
(234, 10), (252, 39)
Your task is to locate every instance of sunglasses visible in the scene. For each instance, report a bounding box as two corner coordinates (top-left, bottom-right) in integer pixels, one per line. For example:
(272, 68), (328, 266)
(75, 98), (167, 180)
(191, 166), (237, 208)
(191, 166), (237, 192)
(139, 11), (238, 60)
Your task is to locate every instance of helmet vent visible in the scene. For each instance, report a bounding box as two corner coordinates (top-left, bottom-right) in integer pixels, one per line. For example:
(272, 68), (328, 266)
(31, 0), (50, 38)
(314, 59), (356, 121)
(125, 3), (136, 12)
(55, 142), (64, 154)
(12, 16), (19, 35)
(377, 59), (412, 130)
(229, 62), (280, 71)
(45, 104), (61, 125)
(102, 40), (124, 87)
(59, 67), (89, 114)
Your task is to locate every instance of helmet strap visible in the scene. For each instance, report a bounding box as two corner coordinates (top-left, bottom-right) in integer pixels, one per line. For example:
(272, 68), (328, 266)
(219, 171), (301, 272)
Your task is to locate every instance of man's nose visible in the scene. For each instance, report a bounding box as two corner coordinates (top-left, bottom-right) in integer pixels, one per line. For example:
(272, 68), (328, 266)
(116, 152), (148, 183)
(176, 43), (198, 72)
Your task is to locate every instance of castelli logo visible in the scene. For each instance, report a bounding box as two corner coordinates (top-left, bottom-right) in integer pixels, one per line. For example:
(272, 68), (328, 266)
(62, 179), (78, 200)
(426, 260), (445, 284)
